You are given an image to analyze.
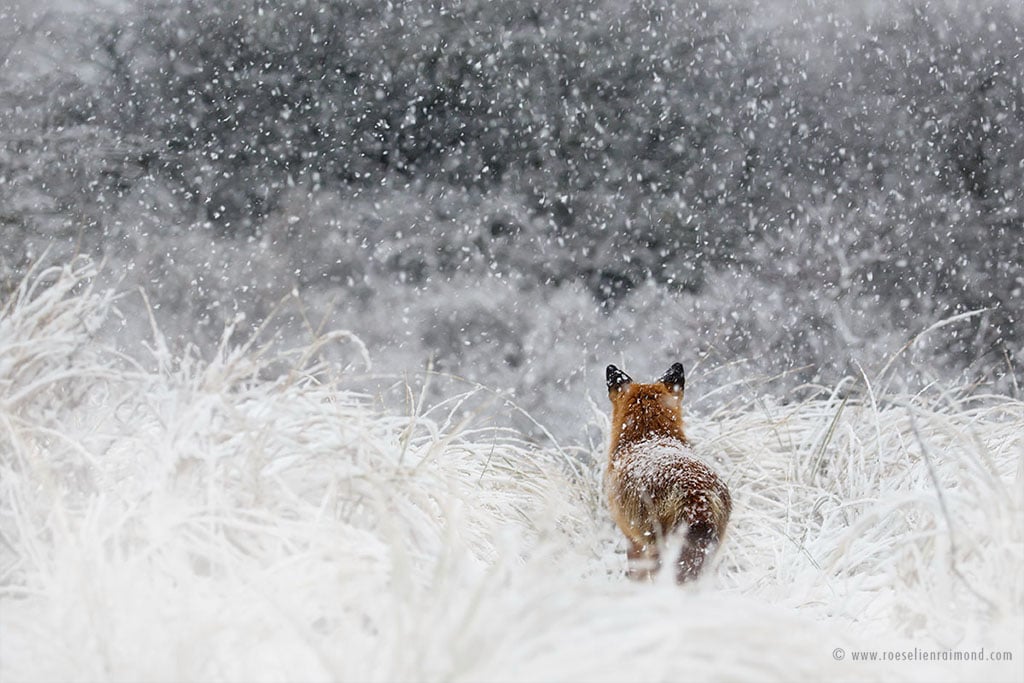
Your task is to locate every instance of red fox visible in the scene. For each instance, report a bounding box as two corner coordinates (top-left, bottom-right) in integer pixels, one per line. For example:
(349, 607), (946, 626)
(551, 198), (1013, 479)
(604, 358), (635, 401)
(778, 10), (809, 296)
(605, 363), (731, 583)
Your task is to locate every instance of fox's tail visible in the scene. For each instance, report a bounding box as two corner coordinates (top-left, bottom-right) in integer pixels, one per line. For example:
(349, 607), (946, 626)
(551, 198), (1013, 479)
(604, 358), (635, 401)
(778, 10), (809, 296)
(675, 519), (721, 583)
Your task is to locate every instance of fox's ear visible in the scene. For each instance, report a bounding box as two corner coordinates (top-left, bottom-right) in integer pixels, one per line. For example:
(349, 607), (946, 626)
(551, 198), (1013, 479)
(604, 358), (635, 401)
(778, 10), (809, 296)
(660, 362), (685, 394)
(606, 364), (632, 394)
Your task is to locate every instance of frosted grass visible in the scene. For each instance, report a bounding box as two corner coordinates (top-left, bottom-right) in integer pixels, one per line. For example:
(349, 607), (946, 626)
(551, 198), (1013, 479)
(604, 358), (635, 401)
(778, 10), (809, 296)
(1, 262), (1021, 682)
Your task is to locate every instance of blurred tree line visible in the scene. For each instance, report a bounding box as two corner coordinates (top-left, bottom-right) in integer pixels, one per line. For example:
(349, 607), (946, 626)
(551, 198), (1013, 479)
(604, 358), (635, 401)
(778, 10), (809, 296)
(1, 0), (1021, 386)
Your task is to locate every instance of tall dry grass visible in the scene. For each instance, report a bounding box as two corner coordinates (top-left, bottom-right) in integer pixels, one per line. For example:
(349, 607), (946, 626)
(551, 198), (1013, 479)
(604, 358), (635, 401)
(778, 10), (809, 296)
(1, 261), (1021, 682)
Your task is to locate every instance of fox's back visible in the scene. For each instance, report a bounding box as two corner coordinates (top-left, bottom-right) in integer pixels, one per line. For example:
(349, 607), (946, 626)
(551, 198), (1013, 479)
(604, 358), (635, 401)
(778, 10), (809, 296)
(608, 436), (731, 539)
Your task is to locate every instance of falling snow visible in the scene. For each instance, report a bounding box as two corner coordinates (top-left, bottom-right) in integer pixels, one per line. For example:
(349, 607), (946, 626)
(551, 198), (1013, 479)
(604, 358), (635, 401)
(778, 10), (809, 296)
(1, 1), (1020, 442)
(1, 1), (1023, 680)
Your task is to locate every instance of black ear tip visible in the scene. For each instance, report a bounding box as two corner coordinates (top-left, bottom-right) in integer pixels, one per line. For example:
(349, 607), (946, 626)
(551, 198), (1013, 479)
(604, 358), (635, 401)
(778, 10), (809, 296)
(661, 362), (685, 389)
(606, 364), (632, 390)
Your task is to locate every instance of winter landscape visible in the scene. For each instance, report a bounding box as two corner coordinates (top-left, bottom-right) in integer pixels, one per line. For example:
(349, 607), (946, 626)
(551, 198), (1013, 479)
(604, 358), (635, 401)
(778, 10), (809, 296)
(1, 1), (1022, 682)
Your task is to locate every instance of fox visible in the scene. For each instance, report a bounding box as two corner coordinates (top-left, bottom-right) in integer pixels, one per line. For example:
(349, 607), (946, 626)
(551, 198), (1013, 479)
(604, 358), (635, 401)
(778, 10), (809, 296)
(605, 362), (731, 583)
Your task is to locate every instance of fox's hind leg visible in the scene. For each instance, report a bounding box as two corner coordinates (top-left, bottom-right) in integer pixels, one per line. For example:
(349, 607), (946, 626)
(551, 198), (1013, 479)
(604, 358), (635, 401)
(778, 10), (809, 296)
(627, 539), (661, 581)
(675, 521), (719, 583)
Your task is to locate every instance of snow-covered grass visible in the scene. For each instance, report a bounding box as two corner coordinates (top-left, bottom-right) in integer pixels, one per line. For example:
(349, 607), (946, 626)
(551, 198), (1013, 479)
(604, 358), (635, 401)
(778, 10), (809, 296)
(1, 261), (1021, 683)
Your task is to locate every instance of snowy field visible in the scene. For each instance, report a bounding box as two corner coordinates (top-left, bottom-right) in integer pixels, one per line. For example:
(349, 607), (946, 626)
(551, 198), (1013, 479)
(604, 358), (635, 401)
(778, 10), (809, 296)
(3, 1), (1023, 681)
(1, 260), (1021, 683)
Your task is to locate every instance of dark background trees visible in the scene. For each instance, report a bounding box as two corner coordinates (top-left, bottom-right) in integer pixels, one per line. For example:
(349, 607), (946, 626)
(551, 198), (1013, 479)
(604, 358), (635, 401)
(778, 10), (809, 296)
(2, 0), (1021, 436)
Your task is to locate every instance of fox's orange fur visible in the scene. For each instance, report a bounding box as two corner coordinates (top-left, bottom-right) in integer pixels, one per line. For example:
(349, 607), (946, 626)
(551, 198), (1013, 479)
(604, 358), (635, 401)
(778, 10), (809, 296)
(605, 363), (731, 583)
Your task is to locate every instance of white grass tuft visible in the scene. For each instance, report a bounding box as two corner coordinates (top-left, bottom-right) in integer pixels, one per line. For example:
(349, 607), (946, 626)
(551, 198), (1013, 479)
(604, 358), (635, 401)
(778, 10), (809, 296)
(1, 263), (1021, 682)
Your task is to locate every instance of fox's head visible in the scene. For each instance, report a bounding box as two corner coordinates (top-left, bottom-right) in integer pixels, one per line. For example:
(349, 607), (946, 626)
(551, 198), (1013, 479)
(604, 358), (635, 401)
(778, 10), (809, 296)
(606, 363), (687, 451)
